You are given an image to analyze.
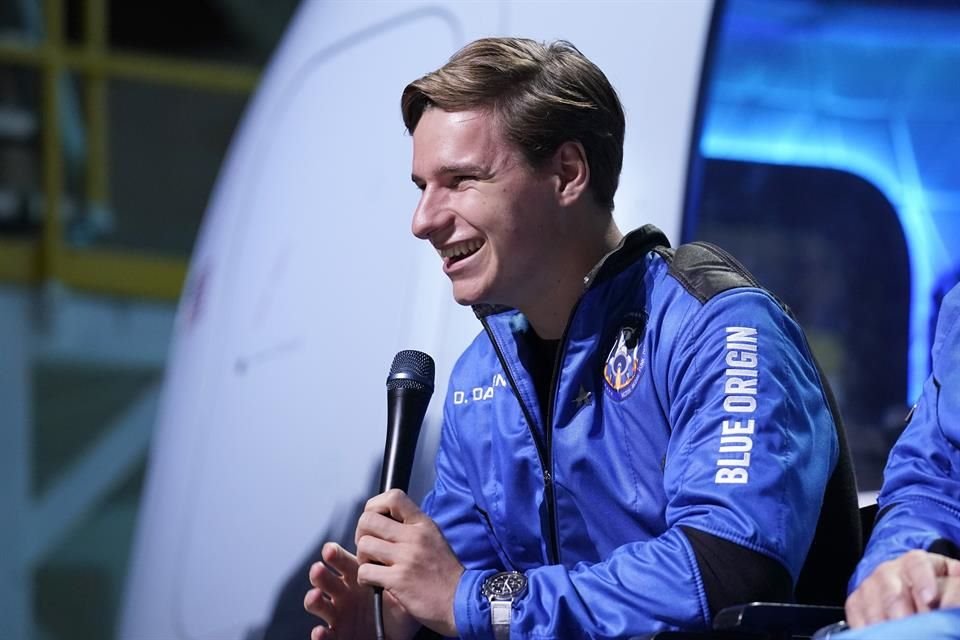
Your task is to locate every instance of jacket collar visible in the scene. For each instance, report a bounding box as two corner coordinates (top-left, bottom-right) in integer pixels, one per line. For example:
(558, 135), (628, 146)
(472, 224), (670, 320)
(584, 224), (670, 289)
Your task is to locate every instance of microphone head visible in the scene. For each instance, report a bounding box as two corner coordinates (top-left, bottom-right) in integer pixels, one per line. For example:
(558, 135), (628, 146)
(386, 350), (435, 393)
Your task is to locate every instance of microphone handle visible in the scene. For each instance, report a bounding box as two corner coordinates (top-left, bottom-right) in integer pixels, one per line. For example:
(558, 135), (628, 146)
(379, 387), (430, 493)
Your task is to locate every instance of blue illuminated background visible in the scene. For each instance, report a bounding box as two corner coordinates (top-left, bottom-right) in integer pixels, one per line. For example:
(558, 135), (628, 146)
(685, 0), (960, 488)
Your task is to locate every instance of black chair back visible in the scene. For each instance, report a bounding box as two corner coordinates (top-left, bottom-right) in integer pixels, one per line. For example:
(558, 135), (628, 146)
(793, 366), (863, 606)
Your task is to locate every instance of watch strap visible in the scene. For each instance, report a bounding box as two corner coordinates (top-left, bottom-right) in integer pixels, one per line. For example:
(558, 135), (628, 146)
(490, 599), (512, 640)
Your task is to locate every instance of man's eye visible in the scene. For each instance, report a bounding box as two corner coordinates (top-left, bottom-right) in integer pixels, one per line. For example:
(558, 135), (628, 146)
(452, 175), (475, 187)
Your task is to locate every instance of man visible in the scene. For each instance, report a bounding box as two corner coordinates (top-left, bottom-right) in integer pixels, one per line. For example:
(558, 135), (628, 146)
(844, 282), (960, 631)
(305, 37), (857, 639)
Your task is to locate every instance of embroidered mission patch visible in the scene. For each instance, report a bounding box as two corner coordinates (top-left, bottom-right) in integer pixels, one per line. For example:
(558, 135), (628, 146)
(603, 313), (647, 400)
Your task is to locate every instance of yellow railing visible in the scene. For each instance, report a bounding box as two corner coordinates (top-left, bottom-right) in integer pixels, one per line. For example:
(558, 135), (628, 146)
(0, 0), (260, 299)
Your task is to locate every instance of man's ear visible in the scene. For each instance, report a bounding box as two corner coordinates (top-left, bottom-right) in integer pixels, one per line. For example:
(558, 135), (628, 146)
(553, 140), (590, 206)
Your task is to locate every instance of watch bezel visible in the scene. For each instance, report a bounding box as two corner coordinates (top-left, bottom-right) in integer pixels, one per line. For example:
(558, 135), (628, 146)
(482, 570), (528, 602)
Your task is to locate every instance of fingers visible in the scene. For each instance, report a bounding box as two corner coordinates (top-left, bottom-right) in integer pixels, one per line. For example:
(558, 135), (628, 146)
(846, 560), (916, 628)
(940, 576), (960, 608)
(356, 524), (397, 568)
(304, 586), (335, 620)
(356, 510), (406, 548)
(305, 543), (360, 626)
(354, 496), (411, 566)
(902, 550), (947, 611)
(311, 624), (334, 640)
(355, 490), (429, 557)
(846, 552), (960, 628)
(357, 559), (392, 589)
(364, 488), (422, 523)
(315, 542), (359, 586)
(947, 557), (960, 578)
(354, 503), (446, 569)
(845, 588), (866, 629)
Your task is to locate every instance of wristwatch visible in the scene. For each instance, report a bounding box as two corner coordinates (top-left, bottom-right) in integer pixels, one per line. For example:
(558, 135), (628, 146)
(481, 571), (528, 640)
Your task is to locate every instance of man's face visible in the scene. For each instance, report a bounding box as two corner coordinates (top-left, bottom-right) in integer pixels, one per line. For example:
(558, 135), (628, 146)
(410, 108), (559, 309)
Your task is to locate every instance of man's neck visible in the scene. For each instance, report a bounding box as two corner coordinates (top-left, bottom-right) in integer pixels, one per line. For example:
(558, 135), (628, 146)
(522, 219), (623, 339)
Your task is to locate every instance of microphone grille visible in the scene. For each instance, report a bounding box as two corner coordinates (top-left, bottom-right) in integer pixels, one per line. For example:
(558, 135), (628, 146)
(387, 350), (435, 392)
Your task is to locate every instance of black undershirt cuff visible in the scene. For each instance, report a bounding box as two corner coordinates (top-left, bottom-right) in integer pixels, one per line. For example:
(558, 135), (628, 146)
(680, 525), (794, 618)
(929, 538), (960, 560)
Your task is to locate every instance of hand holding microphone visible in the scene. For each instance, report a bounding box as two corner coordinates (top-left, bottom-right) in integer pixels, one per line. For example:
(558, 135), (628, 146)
(370, 350), (434, 640)
(357, 350), (462, 639)
(305, 351), (461, 640)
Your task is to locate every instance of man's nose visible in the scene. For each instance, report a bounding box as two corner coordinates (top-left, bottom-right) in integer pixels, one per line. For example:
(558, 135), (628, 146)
(411, 189), (451, 240)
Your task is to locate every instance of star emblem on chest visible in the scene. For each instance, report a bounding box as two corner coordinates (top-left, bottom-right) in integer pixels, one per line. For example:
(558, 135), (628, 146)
(574, 384), (593, 409)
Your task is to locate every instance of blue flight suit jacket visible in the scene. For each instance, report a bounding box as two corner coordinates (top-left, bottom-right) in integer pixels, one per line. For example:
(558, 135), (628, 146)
(423, 226), (840, 638)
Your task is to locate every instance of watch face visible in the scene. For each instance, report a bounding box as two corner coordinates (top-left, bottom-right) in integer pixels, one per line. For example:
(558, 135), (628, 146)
(483, 571), (528, 599)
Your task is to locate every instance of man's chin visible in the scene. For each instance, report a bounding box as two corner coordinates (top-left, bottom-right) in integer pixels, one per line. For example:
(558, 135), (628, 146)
(451, 285), (491, 308)
(452, 292), (482, 307)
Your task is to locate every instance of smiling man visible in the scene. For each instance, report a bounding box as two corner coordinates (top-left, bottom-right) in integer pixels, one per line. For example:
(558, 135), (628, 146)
(304, 37), (859, 639)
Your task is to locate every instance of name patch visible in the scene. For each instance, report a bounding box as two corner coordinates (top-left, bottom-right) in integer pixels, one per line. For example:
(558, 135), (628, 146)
(453, 373), (508, 405)
(716, 327), (758, 485)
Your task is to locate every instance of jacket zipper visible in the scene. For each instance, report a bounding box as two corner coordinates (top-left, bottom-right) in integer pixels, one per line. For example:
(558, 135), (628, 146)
(482, 301), (583, 567)
(482, 319), (562, 565)
(541, 302), (581, 566)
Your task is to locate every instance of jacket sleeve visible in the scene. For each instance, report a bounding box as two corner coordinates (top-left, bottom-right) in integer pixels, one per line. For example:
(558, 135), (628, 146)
(850, 285), (960, 590)
(452, 289), (838, 639)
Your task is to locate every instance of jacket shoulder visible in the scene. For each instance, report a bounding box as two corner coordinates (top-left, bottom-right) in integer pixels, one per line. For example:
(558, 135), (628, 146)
(655, 241), (765, 305)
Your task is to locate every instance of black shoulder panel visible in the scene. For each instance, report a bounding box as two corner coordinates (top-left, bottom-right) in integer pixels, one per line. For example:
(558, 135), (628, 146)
(655, 241), (762, 304)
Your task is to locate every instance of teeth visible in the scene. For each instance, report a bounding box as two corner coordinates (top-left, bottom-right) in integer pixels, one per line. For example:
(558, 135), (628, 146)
(438, 239), (484, 259)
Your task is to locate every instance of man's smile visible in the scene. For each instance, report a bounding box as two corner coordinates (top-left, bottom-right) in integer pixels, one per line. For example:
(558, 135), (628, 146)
(438, 239), (485, 266)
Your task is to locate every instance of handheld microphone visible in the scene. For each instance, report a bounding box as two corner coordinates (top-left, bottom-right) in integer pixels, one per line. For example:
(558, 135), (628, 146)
(374, 349), (435, 640)
(380, 350), (435, 493)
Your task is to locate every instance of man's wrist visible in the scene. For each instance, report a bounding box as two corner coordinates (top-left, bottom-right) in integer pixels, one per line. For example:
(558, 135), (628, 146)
(453, 568), (497, 640)
(482, 571), (528, 640)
